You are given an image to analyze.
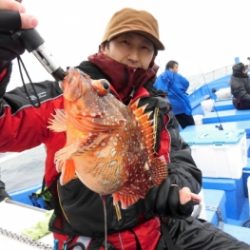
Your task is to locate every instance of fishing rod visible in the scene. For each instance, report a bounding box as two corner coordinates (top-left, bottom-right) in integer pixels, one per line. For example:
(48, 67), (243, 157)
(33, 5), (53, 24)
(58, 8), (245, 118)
(20, 28), (66, 81)
(200, 71), (224, 130)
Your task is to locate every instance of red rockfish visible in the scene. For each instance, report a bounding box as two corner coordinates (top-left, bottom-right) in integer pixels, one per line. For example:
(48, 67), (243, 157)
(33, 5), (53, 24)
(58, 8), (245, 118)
(48, 68), (168, 209)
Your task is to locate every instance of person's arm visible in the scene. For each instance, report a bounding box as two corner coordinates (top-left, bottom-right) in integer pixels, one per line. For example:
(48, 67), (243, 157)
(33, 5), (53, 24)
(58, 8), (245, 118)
(154, 75), (168, 93)
(0, 0), (38, 111)
(0, 0), (50, 152)
(0, 77), (62, 152)
(0, 0), (38, 71)
(172, 73), (189, 93)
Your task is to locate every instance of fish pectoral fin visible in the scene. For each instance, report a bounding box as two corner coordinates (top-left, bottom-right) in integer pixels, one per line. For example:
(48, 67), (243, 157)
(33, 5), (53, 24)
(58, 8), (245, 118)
(48, 109), (67, 132)
(56, 143), (80, 160)
(113, 192), (141, 209)
(150, 155), (168, 186)
(54, 143), (80, 173)
(60, 159), (77, 185)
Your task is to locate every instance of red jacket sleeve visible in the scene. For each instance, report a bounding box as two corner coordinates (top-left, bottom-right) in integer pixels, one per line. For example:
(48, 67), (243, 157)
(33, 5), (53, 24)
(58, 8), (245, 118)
(0, 80), (63, 152)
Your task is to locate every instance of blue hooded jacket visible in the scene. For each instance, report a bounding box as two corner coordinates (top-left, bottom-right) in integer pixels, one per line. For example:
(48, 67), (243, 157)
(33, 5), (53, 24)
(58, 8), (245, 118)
(154, 70), (192, 115)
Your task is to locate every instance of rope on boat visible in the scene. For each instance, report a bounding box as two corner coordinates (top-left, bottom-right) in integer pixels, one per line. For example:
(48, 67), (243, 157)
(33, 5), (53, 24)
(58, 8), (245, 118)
(0, 226), (53, 250)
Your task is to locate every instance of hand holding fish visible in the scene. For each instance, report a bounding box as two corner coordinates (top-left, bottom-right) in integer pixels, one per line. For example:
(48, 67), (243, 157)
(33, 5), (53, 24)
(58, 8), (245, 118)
(48, 68), (168, 209)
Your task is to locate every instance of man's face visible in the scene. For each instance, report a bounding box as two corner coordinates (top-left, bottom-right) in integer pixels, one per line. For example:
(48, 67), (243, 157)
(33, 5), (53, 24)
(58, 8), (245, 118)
(101, 32), (155, 70)
(172, 64), (179, 73)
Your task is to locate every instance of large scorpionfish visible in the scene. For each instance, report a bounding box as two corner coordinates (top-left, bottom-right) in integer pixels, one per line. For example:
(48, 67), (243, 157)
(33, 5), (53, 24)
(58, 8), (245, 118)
(49, 68), (168, 209)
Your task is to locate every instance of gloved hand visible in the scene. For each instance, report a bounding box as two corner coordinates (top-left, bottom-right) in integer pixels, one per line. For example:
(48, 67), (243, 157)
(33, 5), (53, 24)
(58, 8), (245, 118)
(145, 180), (195, 218)
(0, 10), (25, 71)
(165, 184), (194, 217)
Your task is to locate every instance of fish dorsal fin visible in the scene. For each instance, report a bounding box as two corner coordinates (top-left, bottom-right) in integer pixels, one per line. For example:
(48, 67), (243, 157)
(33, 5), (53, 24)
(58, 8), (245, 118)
(129, 99), (168, 186)
(48, 109), (67, 132)
(129, 99), (154, 157)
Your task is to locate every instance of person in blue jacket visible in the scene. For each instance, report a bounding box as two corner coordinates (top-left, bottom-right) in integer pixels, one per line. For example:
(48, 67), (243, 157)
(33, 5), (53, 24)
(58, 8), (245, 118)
(154, 60), (195, 128)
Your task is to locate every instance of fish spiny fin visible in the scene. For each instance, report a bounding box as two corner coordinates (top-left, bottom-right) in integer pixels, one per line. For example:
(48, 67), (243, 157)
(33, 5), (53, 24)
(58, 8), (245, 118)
(129, 98), (140, 111)
(129, 100), (152, 131)
(142, 125), (154, 135)
(130, 103), (148, 117)
(60, 159), (77, 185)
(48, 109), (67, 132)
(149, 155), (168, 185)
(137, 111), (153, 123)
(113, 192), (141, 209)
(130, 99), (155, 157)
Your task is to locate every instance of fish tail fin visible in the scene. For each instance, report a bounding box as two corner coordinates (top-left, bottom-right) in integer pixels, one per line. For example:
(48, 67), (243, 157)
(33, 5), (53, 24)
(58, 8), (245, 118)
(113, 192), (141, 209)
(60, 159), (76, 185)
(150, 156), (168, 185)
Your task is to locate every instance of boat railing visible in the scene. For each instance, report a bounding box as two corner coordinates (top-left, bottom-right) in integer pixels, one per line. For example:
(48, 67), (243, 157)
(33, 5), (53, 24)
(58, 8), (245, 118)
(187, 65), (233, 94)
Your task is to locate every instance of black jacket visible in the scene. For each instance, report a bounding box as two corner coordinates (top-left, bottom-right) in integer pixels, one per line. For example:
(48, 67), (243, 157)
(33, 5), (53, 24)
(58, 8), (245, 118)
(52, 61), (202, 237)
(230, 75), (250, 109)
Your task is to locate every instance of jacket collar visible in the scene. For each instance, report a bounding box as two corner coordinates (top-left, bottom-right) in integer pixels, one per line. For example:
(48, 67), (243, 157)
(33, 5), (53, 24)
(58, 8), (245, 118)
(88, 53), (158, 103)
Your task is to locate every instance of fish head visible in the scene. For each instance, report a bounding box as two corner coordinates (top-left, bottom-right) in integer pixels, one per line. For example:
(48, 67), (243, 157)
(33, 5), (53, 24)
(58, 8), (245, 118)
(62, 68), (110, 101)
(61, 68), (129, 135)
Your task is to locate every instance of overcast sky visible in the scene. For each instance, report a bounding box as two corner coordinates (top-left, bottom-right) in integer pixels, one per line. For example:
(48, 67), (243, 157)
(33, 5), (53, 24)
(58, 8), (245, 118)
(9, 0), (250, 88)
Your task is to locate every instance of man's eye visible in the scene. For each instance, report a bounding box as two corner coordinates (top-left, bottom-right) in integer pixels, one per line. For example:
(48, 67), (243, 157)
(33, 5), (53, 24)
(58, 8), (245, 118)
(119, 40), (129, 45)
(142, 46), (153, 52)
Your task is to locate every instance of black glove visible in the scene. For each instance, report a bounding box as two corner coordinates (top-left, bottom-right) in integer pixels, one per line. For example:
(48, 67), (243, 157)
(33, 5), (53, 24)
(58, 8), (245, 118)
(145, 180), (194, 218)
(0, 10), (25, 70)
(166, 184), (194, 218)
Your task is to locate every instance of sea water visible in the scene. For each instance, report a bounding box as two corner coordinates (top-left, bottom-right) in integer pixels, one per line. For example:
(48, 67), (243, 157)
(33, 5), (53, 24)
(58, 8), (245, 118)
(0, 145), (45, 193)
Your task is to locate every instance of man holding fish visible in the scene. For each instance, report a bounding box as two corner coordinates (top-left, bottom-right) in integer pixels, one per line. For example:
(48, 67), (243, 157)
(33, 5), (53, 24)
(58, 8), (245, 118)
(0, 0), (250, 249)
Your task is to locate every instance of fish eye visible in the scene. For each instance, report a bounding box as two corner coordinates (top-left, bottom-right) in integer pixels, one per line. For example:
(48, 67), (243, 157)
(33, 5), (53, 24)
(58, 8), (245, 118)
(92, 79), (110, 96)
(102, 80), (109, 90)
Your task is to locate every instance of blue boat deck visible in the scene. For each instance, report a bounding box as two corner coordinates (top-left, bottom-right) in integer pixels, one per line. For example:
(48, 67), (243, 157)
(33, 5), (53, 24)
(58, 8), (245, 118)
(203, 188), (250, 244)
(183, 121), (250, 138)
(202, 109), (250, 123)
(213, 99), (234, 111)
(186, 74), (250, 244)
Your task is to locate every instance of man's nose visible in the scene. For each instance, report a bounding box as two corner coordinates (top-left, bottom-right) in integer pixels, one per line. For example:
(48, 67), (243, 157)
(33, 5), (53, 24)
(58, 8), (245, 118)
(128, 48), (139, 62)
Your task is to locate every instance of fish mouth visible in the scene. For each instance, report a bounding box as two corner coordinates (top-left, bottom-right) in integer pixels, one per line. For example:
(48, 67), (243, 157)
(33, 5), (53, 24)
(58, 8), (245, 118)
(76, 133), (111, 155)
(79, 113), (103, 119)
